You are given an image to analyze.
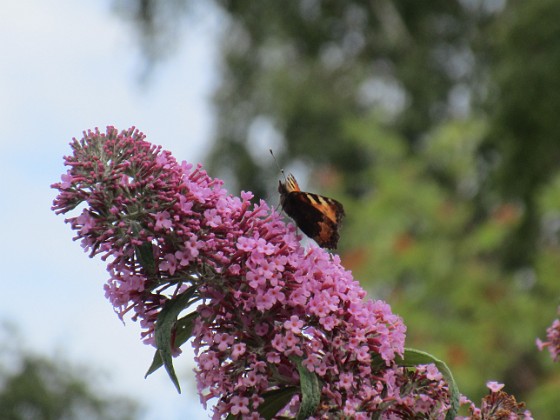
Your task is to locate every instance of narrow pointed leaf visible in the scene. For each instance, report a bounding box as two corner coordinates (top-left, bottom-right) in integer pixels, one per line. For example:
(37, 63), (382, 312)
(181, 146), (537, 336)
(395, 348), (460, 420)
(152, 287), (196, 393)
(174, 311), (200, 347)
(145, 311), (199, 377)
(135, 241), (157, 277)
(145, 350), (163, 378)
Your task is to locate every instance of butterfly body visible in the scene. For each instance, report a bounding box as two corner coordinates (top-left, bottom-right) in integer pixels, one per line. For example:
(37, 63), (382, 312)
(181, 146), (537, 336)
(278, 173), (345, 249)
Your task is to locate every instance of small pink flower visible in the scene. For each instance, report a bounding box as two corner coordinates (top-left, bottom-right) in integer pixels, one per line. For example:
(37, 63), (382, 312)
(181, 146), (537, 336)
(76, 210), (96, 235)
(271, 334), (286, 352)
(284, 315), (304, 334)
(338, 373), (354, 390)
(266, 352), (280, 364)
(214, 333), (234, 352)
(241, 371), (258, 387)
(231, 343), (246, 360)
(486, 381), (505, 393)
(59, 171), (73, 189)
(315, 362), (328, 376)
(159, 253), (177, 275)
(424, 364), (443, 381)
(355, 345), (371, 363)
(284, 331), (299, 348)
(318, 315), (336, 331)
(255, 291), (275, 311)
(229, 396), (250, 415)
(153, 211), (172, 230)
(197, 351), (219, 371)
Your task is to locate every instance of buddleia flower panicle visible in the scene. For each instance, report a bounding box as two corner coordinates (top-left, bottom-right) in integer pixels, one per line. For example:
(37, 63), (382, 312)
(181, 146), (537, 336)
(458, 382), (532, 420)
(53, 126), (528, 418)
(536, 307), (560, 362)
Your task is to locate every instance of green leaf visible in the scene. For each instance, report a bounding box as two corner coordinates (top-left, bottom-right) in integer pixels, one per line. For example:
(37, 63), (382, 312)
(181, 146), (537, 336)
(145, 350), (163, 379)
(293, 357), (321, 420)
(174, 311), (200, 347)
(135, 241), (157, 277)
(258, 386), (298, 420)
(145, 311), (199, 377)
(395, 348), (460, 420)
(151, 287), (196, 393)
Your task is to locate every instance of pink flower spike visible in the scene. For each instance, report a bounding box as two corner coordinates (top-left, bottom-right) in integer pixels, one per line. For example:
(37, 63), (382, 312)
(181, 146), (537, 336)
(52, 127), (461, 419)
(537, 314), (560, 362)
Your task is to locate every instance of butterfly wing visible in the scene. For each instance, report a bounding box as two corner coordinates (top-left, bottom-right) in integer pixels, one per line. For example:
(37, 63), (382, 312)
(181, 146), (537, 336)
(282, 191), (345, 249)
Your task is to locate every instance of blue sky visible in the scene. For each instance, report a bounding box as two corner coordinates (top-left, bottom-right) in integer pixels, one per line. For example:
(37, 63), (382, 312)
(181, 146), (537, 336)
(0, 1), (220, 418)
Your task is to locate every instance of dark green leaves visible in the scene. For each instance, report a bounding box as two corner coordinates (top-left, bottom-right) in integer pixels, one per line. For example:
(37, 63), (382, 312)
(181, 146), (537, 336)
(146, 287), (197, 393)
(134, 241), (157, 277)
(135, 239), (200, 391)
(293, 357), (321, 420)
(255, 387), (298, 420)
(145, 311), (199, 379)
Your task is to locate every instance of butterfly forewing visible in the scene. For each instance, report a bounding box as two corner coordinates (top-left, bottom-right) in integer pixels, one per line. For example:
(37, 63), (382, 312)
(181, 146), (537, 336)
(278, 173), (345, 249)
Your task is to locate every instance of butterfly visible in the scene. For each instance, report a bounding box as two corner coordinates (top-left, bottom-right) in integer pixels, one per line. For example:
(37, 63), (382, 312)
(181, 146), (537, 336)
(278, 172), (345, 249)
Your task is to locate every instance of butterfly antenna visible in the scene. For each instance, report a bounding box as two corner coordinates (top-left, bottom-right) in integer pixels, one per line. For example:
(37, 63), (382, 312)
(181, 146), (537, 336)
(269, 149), (286, 181)
(269, 149), (285, 212)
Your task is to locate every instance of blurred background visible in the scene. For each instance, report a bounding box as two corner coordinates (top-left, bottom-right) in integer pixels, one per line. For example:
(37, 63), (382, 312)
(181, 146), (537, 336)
(1, 0), (560, 418)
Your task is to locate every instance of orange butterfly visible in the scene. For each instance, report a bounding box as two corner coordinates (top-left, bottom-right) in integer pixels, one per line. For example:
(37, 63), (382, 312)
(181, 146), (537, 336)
(278, 173), (345, 249)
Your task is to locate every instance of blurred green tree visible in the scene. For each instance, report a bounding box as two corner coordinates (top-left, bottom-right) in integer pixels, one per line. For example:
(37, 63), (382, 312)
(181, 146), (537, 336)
(207, 0), (482, 197)
(481, 0), (560, 270)
(0, 324), (140, 420)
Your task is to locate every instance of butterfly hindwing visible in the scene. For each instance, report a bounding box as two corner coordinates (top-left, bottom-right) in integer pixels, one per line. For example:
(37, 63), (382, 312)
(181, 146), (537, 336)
(278, 174), (345, 249)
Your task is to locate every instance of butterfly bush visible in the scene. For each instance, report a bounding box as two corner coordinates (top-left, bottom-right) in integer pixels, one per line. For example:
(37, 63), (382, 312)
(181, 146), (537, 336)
(52, 127), (530, 419)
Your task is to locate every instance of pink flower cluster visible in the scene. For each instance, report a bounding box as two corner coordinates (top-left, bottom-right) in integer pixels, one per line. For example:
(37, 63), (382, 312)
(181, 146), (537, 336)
(52, 126), (225, 343)
(192, 236), (450, 418)
(53, 127), (453, 418)
(459, 382), (532, 420)
(536, 308), (560, 362)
